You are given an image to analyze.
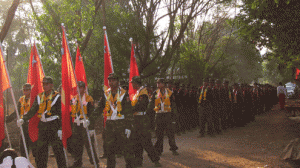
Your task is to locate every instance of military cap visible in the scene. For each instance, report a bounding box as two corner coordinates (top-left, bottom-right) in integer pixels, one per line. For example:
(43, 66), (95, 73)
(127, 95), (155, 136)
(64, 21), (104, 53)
(108, 73), (119, 80)
(23, 83), (31, 90)
(78, 81), (86, 88)
(156, 78), (166, 84)
(130, 76), (142, 84)
(42, 76), (53, 84)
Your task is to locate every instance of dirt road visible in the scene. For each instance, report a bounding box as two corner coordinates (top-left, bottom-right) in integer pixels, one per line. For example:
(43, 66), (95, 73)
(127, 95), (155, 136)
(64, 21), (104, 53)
(5, 101), (300, 168)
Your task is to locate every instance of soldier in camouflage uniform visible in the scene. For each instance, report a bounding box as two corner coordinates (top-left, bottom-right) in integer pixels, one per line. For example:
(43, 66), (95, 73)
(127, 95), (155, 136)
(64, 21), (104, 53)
(130, 76), (162, 167)
(69, 81), (99, 168)
(18, 76), (66, 168)
(98, 73), (135, 168)
(148, 78), (179, 156)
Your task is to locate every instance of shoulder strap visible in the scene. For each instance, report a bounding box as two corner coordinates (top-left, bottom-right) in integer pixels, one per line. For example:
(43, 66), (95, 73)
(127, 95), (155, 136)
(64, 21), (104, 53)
(37, 95), (41, 105)
(51, 94), (60, 107)
(19, 96), (25, 103)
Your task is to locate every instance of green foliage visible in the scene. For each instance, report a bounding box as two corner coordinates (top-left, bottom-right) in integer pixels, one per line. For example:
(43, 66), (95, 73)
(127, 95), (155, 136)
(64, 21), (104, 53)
(178, 16), (263, 86)
(237, 0), (300, 67)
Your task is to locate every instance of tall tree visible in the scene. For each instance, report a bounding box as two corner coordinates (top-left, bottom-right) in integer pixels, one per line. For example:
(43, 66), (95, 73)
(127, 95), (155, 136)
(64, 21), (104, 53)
(237, 0), (300, 65)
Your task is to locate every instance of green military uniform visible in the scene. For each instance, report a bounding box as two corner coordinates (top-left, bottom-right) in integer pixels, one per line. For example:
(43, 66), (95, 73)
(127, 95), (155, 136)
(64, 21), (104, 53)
(212, 79), (222, 134)
(198, 78), (215, 137)
(98, 73), (135, 168)
(130, 76), (161, 167)
(69, 81), (99, 167)
(22, 77), (66, 168)
(148, 78), (178, 156)
(6, 84), (36, 157)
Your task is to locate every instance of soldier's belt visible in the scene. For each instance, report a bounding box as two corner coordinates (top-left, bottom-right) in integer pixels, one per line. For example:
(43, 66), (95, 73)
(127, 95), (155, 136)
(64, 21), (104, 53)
(156, 111), (170, 114)
(134, 112), (146, 116)
(106, 115), (124, 120)
(41, 115), (59, 122)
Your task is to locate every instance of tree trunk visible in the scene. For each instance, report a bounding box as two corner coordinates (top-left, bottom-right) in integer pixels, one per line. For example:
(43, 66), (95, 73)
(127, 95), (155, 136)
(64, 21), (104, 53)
(0, 0), (20, 42)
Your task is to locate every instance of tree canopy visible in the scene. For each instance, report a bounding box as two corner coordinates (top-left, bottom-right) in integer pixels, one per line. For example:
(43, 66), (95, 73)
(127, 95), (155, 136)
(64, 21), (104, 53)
(237, 0), (300, 64)
(0, 0), (266, 100)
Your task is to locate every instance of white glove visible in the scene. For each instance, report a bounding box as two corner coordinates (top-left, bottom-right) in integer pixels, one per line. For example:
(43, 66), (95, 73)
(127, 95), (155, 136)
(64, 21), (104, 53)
(57, 130), (62, 140)
(172, 122), (176, 124)
(17, 119), (24, 127)
(83, 120), (90, 128)
(125, 129), (131, 138)
(89, 130), (95, 136)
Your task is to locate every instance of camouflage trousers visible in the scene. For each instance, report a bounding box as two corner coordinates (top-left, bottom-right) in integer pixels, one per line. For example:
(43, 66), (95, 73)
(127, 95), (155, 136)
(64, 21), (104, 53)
(105, 119), (135, 168)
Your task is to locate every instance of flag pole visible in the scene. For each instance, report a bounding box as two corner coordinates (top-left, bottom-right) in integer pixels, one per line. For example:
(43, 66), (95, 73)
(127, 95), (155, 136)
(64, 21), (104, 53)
(62, 24), (97, 168)
(4, 122), (11, 148)
(34, 41), (45, 75)
(0, 43), (29, 159)
(75, 40), (88, 95)
(104, 26), (114, 73)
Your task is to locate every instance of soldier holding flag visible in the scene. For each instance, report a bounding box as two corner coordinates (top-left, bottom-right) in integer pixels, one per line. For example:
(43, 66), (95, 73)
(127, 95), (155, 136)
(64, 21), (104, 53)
(18, 76), (66, 168)
(69, 81), (99, 168)
(7, 83), (36, 157)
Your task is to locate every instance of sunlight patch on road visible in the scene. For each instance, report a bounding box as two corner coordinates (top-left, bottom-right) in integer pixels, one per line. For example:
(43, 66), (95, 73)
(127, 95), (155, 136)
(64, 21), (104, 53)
(160, 158), (191, 168)
(191, 149), (265, 167)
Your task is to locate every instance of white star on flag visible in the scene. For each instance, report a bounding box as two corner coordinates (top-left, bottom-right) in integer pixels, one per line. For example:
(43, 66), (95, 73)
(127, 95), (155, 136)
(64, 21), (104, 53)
(32, 57), (37, 67)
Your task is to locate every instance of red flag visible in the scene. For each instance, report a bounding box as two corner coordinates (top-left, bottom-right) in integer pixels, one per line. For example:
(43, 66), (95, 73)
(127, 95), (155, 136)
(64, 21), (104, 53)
(103, 27), (114, 128)
(103, 27), (114, 91)
(129, 41), (139, 100)
(61, 25), (77, 148)
(296, 68), (300, 79)
(27, 43), (45, 142)
(0, 44), (11, 147)
(75, 45), (87, 88)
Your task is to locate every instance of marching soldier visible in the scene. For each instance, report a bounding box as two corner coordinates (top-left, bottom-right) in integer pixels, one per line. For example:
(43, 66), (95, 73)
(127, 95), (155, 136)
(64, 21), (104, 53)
(252, 82), (260, 115)
(6, 83), (36, 157)
(190, 85), (199, 130)
(198, 78), (214, 137)
(98, 73), (135, 168)
(213, 79), (222, 134)
(177, 83), (187, 134)
(232, 83), (243, 127)
(130, 76), (162, 167)
(69, 81), (99, 167)
(17, 76), (66, 168)
(148, 78), (179, 156)
(145, 83), (155, 131)
(220, 79), (232, 130)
